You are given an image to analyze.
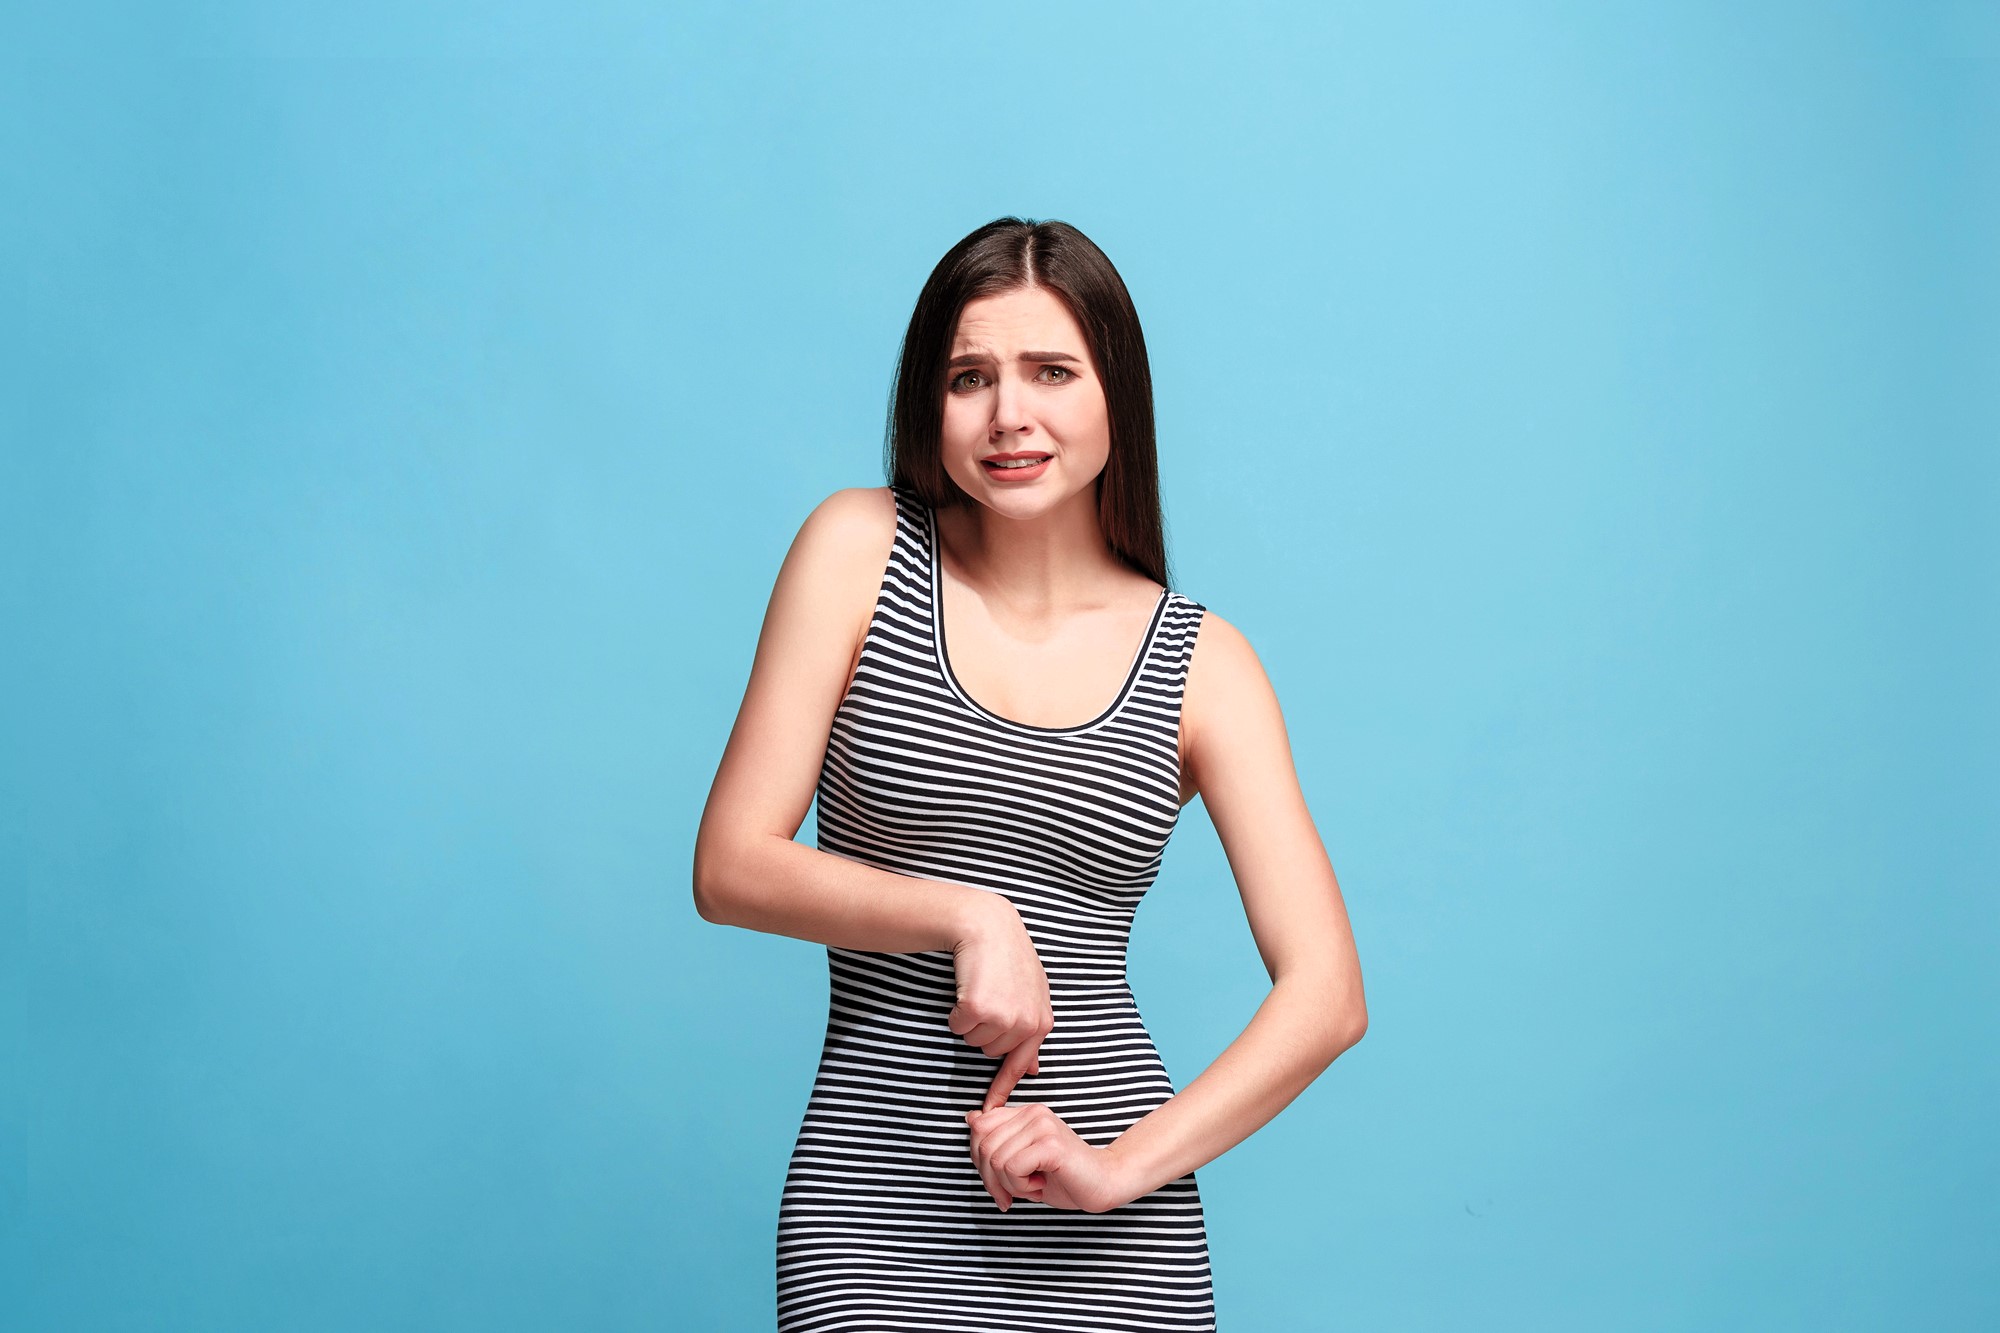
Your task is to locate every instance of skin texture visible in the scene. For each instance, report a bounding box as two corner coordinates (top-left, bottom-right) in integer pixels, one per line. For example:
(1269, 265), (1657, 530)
(693, 283), (1367, 1217)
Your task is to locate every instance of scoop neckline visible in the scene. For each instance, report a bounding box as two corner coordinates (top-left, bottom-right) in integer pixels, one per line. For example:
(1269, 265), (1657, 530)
(924, 500), (1171, 736)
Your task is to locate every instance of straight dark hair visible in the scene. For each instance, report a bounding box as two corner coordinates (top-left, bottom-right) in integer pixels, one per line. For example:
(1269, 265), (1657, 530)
(883, 216), (1172, 591)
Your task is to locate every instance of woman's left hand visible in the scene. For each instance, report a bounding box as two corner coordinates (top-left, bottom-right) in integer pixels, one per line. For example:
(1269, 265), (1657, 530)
(965, 1104), (1136, 1213)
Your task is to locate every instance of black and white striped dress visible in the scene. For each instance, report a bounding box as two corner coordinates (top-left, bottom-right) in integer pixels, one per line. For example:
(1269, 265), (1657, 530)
(777, 483), (1216, 1331)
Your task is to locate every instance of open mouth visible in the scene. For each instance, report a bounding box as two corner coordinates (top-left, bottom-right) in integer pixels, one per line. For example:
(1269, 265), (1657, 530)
(982, 453), (1052, 474)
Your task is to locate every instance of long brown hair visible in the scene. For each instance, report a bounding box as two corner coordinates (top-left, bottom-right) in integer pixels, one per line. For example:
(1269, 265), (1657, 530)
(883, 217), (1172, 590)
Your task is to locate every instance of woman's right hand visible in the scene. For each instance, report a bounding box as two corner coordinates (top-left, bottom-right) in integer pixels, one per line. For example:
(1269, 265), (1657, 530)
(948, 893), (1054, 1111)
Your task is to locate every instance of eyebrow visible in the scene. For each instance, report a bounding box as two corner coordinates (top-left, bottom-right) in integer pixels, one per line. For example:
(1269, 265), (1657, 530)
(946, 349), (1084, 369)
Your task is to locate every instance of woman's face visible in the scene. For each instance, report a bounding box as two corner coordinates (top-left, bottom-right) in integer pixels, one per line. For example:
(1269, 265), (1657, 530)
(939, 284), (1110, 518)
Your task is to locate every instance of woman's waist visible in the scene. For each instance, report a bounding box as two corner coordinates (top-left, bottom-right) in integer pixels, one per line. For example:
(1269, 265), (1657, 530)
(827, 945), (1141, 1010)
(810, 1007), (1177, 1124)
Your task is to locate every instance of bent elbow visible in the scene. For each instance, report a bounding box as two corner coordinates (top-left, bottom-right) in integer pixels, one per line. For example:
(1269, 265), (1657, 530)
(692, 877), (725, 924)
(1312, 999), (1367, 1063)
(691, 843), (736, 925)
(1320, 990), (1368, 1058)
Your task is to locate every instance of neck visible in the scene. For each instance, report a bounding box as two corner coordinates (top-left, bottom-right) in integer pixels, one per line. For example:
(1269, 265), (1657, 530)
(939, 484), (1118, 609)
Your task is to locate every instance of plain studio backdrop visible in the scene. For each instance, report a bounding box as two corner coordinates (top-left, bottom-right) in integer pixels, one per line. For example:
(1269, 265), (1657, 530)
(2, 4), (1993, 1330)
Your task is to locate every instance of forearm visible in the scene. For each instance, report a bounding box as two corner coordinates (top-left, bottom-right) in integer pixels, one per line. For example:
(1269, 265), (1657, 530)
(1106, 975), (1364, 1198)
(694, 833), (999, 954)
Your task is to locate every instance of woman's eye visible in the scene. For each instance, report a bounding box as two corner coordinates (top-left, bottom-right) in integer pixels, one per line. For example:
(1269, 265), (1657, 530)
(948, 366), (1073, 391)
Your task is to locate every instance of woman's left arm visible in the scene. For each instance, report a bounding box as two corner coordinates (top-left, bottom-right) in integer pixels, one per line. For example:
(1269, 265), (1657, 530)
(1102, 609), (1368, 1202)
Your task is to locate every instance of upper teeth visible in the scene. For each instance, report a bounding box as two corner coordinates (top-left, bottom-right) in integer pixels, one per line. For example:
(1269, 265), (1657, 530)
(990, 457), (1045, 468)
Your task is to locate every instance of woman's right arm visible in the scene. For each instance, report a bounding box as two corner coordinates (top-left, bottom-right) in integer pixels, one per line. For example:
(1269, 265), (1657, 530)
(693, 487), (1053, 1096)
(693, 486), (987, 948)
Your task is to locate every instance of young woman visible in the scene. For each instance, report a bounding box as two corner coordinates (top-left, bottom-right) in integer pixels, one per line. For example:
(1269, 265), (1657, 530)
(693, 216), (1366, 1331)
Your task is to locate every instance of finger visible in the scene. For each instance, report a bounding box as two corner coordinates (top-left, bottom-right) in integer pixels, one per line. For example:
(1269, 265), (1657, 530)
(949, 1007), (1012, 1049)
(980, 1108), (1067, 1199)
(993, 1147), (1046, 1192)
(983, 1045), (1036, 1111)
(973, 1151), (1008, 1210)
(967, 1104), (1031, 1130)
(947, 1001), (991, 1038)
(967, 1106), (1039, 1201)
(983, 1122), (1044, 1195)
(996, 1103), (1038, 1124)
(992, 1127), (1057, 1198)
(976, 1149), (1009, 1209)
(964, 1116), (1003, 1206)
(966, 1120), (1015, 1210)
(982, 1109), (1060, 1194)
(966, 1104), (1032, 1151)
(951, 1015), (1002, 1049)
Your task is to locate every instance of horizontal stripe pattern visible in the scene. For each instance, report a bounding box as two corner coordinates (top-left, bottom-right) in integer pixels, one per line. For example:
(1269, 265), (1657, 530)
(778, 484), (1214, 1331)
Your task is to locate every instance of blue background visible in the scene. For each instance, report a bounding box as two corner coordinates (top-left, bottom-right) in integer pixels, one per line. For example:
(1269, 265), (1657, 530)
(4, 4), (1994, 1329)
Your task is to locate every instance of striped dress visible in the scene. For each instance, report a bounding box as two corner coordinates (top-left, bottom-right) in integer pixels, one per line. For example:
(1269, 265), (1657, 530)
(776, 483), (1216, 1331)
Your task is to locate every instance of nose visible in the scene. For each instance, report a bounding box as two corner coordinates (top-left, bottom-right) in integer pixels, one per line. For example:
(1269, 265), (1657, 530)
(989, 372), (1032, 437)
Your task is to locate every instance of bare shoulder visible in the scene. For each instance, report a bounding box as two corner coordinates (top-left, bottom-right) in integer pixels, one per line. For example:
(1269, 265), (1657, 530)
(1185, 608), (1270, 696)
(794, 484), (897, 563)
(1181, 607), (1289, 795)
(764, 486), (899, 674)
(779, 486), (897, 601)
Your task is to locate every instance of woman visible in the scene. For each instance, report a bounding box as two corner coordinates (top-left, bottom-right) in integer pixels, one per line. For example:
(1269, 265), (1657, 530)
(693, 216), (1366, 1331)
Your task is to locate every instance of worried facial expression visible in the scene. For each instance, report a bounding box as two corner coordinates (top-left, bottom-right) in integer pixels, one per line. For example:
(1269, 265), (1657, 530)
(940, 285), (1111, 515)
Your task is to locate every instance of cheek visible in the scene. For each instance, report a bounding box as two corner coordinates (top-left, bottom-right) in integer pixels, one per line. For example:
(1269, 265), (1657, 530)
(941, 397), (980, 438)
(1068, 400), (1109, 434)
(1056, 399), (1112, 460)
(1059, 388), (1110, 435)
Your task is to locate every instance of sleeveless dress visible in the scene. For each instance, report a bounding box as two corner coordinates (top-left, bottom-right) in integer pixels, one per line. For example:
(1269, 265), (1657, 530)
(776, 483), (1216, 1332)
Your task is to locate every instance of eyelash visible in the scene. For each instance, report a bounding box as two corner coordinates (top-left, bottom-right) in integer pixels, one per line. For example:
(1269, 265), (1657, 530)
(948, 366), (1075, 392)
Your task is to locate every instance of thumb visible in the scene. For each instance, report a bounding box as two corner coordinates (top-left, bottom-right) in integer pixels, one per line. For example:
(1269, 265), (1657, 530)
(983, 1045), (1034, 1112)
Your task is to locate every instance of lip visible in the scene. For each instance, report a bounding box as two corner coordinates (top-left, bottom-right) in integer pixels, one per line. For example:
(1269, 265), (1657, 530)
(979, 452), (1053, 481)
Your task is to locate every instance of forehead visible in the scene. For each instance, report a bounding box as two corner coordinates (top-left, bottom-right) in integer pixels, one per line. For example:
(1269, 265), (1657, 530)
(950, 286), (1086, 351)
